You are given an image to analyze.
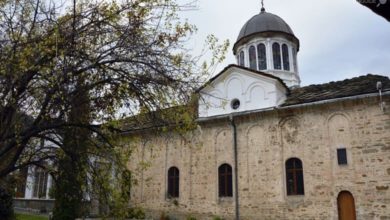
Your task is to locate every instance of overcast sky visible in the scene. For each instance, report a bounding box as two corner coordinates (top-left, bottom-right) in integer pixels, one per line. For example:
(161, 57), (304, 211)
(181, 0), (390, 86)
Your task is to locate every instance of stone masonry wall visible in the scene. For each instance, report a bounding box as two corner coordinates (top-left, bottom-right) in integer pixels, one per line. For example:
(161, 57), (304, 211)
(126, 95), (390, 220)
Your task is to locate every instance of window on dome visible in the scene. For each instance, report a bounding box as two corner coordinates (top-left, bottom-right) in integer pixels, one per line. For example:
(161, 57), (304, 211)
(249, 46), (257, 70)
(272, 43), (281, 70)
(239, 50), (245, 67)
(282, 44), (290, 71)
(257, 43), (267, 70)
(292, 47), (297, 72)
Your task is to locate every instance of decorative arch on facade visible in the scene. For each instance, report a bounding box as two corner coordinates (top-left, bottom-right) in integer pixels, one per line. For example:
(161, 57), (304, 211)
(327, 113), (352, 166)
(327, 113), (351, 148)
(245, 124), (267, 186)
(214, 128), (231, 161)
(225, 74), (245, 97)
(208, 89), (225, 109)
(279, 116), (301, 146)
(142, 139), (154, 163)
(245, 82), (266, 103)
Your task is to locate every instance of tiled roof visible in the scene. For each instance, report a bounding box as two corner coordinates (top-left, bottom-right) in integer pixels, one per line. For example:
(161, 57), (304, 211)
(283, 74), (390, 106)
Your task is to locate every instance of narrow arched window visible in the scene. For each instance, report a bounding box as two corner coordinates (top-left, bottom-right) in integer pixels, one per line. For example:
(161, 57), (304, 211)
(292, 47), (297, 72)
(272, 43), (281, 70)
(239, 50), (245, 67)
(218, 164), (232, 197)
(168, 167), (179, 198)
(257, 43), (267, 70)
(249, 46), (257, 70)
(285, 158), (304, 195)
(282, 44), (290, 71)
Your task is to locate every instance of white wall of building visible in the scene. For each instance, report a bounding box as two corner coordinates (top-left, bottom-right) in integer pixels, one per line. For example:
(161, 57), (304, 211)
(198, 66), (288, 118)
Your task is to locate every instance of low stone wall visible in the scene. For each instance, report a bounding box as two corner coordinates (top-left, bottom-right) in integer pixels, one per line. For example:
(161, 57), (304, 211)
(14, 198), (55, 213)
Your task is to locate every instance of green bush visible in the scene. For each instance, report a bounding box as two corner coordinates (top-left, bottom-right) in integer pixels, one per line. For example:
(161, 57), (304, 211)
(126, 207), (145, 219)
(0, 186), (14, 220)
(212, 216), (223, 220)
(186, 214), (197, 220)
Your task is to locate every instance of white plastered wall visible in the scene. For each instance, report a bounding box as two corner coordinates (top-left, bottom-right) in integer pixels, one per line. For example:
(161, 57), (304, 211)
(198, 66), (287, 118)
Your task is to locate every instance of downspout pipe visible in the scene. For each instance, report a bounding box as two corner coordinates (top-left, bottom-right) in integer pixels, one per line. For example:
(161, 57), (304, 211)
(229, 114), (240, 220)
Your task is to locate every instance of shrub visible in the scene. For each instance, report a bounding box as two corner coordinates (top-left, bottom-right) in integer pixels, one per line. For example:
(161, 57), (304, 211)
(0, 186), (14, 220)
(126, 207), (146, 219)
(212, 216), (223, 220)
(186, 214), (197, 220)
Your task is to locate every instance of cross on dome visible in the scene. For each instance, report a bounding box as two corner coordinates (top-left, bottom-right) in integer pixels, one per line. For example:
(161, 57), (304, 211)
(261, 0), (265, 12)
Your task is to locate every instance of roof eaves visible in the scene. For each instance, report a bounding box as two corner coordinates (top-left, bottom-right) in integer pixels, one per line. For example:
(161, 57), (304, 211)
(195, 64), (290, 94)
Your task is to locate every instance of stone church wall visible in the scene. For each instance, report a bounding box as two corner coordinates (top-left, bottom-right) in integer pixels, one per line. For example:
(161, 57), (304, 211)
(126, 95), (390, 220)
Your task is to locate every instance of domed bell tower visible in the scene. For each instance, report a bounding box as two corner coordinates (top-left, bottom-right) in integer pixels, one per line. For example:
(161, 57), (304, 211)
(233, 5), (300, 88)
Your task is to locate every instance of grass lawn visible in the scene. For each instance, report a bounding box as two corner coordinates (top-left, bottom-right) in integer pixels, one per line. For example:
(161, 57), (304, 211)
(15, 213), (48, 220)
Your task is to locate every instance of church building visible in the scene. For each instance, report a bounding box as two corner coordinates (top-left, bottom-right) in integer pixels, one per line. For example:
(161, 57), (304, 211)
(126, 5), (390, 220)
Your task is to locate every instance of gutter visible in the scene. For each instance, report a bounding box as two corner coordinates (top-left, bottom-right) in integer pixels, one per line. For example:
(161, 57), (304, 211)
(279, 90), (390, 110)
(229, 114), (240, 220)
(197, 91), (390, 122)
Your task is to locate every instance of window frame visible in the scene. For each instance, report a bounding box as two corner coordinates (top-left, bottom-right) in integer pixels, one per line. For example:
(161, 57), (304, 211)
(249, 45), (257, 70)
(32, 167), (48, 198)
(257, 43), (267, 70)
(282, 44), (290, 71)
(167, 166), (180, 198)
(272, 42), (281, 70)
(285, 158), (304, 196)
(218, 163), (233, 197)
(292, 47), (297, 72)
(337, 148), (348, 165)
(239, 50), (245, 67)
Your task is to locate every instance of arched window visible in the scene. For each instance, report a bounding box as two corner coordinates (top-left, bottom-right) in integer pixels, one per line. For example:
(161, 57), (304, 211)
(218, 164), (232, 197)
(239, 50), (245, 67)
(272, 43), (281, 70)
(257, 43), (267, 70)
(168, 167), (179, 198)
(292, 47), (297, 72)
(249, 46), (257, 70)
(285, 158), (304, 195)
(282, 44), (290, 71)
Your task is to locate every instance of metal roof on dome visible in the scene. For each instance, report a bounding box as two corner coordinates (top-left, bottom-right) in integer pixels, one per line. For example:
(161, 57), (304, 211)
(233, 9), (299, 53)
(237, 11), (294, 40)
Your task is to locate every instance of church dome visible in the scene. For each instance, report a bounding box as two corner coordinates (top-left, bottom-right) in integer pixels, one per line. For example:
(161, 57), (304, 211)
(233, 9), (299, 54)
(232, 8), (301, 88)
